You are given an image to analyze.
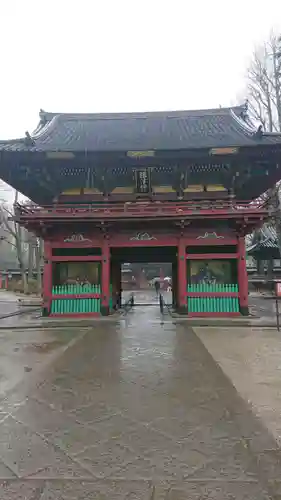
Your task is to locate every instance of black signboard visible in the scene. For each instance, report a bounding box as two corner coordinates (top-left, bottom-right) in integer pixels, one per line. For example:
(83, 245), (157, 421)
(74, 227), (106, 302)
(135, 168), (150, 193)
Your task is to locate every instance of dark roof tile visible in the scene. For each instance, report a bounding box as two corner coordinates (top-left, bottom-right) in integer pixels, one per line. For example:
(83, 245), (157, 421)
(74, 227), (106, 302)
(1, 106), (281, 153)
(247, 225), (279, 253)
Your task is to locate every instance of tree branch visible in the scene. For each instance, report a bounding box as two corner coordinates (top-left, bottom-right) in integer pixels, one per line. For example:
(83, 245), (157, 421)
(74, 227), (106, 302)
(0, 214), (17, 239)
(3, 240), (17, 250)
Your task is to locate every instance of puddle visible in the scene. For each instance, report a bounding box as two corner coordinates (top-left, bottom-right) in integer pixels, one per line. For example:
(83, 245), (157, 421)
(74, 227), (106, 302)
(22, 341), (63, 353)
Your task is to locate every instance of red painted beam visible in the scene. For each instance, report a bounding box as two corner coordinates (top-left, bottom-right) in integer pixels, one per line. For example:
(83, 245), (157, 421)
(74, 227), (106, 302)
(51, 242), (102, 248)
(184, 238), (237, 246)
(18, 199), (267, 213)
(50, 313), (100, 317)
(186, 292), (239, 297)
(50, 255), (102, 262)
(16, 200), (269, 223)
(185, 253), (238, 260)
(188, 312), (240, 317)
(19, 212), (268, 221)
(111, 240), (177, 247)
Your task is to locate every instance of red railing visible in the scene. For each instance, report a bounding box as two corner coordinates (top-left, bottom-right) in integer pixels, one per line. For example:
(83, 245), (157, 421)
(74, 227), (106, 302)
(16, 200), (269, 220)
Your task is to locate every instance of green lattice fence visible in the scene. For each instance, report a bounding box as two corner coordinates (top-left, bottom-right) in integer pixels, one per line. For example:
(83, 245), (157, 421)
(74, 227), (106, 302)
(187, 283), (239, 313)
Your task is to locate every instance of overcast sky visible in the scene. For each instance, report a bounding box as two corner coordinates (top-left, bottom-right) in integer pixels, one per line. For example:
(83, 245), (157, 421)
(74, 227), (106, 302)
(0, 0), (281, 199)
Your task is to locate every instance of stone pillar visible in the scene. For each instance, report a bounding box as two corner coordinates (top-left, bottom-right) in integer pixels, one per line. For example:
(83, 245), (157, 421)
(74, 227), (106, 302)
(237, 236), (249, 315)
(101, 237), (110, 316)
(177, 239), (187, 314)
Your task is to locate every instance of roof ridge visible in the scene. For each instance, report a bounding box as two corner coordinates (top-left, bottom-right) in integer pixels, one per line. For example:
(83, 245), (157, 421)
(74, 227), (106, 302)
(0, 137), (26, 145)
(39, 105), (244, 122)
(263, 131), (281, 136)
(230, 109), (256, 137)
(32, 114), (59, 141)
(1, 105), (281, 155)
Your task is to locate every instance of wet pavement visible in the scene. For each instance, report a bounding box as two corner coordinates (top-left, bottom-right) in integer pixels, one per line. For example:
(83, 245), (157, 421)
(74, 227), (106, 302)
(122, 289), (172, 305)
(195, 325), (281, 449)
(248, 294), (276, 318)
(0, 290), (40, 329)
(0, 290), (22, 317)
(0, 307), (281, 498)
(0, 327), (85, 397)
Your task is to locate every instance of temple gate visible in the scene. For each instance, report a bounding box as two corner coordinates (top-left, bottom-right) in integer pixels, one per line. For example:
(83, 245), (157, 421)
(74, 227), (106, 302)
(0, 105), (280, 317)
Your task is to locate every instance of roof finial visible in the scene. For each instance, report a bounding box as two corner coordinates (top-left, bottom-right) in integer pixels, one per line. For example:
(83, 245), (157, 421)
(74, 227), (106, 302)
(24, 131), (35, 146)
(254, 124), (263, 139)
(39, 109), (47, 125)
(240, 100), (248, 121)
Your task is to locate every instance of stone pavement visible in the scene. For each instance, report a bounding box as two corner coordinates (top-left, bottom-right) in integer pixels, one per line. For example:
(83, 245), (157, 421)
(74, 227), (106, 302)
(0, 326), (87, 398)
(248, 293), (276, 319)
(0, 308), (281, 498)
(195, 325), (281, 449)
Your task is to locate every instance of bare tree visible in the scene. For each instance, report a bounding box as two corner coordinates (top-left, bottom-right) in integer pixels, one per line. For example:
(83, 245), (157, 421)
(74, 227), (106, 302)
(0, 191), (28, 293)
(0, 192), (43, 294)
(247, 33), (281, 132)
(245, 33), (281, 262)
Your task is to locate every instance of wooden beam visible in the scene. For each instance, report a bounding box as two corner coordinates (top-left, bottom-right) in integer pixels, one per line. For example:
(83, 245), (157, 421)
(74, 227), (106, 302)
(50, 255), (102, 262)
(185, 253), (238, 260)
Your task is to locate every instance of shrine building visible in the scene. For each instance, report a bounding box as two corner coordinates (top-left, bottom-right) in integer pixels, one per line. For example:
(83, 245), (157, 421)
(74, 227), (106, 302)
(0, 105), (281, 317)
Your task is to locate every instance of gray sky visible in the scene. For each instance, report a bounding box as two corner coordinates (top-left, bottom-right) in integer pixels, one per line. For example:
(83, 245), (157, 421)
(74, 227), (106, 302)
(1, 0), (281, 140)
(0, 0), (281, 199)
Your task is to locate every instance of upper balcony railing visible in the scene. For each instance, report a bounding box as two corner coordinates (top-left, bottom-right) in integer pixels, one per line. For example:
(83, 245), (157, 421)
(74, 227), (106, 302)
(16, 199), (269, 221)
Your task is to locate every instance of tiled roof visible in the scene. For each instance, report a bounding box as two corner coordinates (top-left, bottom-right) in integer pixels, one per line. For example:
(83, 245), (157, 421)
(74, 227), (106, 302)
(247, 225), (279, 253)
(1, 106), (281, 153)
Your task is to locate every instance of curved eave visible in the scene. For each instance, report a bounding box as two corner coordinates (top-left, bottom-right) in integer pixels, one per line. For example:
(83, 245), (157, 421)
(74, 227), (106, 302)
(1, 105), (281, 153)
(247, 240), (279, 255)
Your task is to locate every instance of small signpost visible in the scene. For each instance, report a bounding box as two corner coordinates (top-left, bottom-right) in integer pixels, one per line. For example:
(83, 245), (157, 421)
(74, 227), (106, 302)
(276, 282), (281, 297)
(263, 282), (281, 331)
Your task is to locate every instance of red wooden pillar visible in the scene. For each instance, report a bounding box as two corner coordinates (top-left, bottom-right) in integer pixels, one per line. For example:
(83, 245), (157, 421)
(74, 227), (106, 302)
(177, 239), (187, 313)
(110, 260), (121, 309)
(117, 262), (122, 308)
(159, 267), (164, 288)
(43, 240), (52, 316)
(101, 237), (110, 315)
(172, 261), (177, 307)
(237, 236), (249, 315)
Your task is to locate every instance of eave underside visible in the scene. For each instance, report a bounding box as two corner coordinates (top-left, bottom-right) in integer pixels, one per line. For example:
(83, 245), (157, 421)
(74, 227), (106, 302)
(0, 147), (281, 204)
(248, 247), (280, 259)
